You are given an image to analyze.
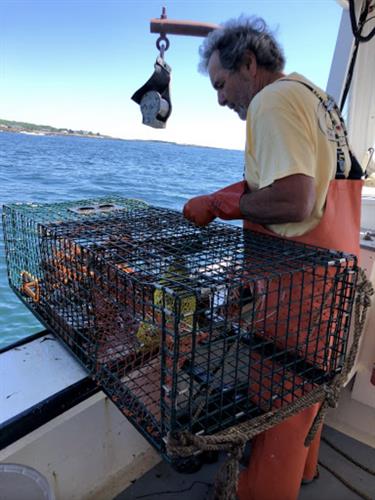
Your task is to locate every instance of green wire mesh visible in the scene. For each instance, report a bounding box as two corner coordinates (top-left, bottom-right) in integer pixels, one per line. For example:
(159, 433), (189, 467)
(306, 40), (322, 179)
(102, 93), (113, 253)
(2, 199), (358, 456)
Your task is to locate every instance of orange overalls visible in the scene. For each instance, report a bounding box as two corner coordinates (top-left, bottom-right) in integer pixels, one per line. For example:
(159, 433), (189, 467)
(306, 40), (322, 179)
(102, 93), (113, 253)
(237, 178), (362, 500)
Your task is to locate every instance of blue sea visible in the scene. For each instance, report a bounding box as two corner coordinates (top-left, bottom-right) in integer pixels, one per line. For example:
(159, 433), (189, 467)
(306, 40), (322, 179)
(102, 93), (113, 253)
(0, 131), (243, 349)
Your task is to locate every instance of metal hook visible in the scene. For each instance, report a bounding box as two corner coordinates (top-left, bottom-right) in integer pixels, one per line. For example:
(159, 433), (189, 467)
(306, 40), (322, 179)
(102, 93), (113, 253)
(156, 6), (169, 59)
(156, 34), (170, 59)
(365, 147), (374, 175)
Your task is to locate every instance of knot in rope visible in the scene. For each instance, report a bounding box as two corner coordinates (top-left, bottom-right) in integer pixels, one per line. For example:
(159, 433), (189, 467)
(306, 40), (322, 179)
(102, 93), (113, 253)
(356, 269), (374, 307)
(167, 431), (199, 457)
(322, 383), (341, 409)
(167, 430), (247, 459)
(229, 443), (245, 461)
(358, 283), (373, 308)
(166, 430), (246, 500)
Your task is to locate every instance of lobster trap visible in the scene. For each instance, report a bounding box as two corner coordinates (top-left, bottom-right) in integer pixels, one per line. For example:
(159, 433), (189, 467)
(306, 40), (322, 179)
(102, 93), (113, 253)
(3, 198), (358, 458)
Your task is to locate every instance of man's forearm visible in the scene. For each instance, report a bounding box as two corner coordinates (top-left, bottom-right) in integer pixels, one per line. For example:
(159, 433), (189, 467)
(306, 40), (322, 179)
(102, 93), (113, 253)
(239, 190), (304, 223)
(239, 175), (316, 224)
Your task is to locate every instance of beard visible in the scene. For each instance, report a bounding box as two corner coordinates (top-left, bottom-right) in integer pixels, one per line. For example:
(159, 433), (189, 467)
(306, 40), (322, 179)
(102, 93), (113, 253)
(237, 105), (248, 121)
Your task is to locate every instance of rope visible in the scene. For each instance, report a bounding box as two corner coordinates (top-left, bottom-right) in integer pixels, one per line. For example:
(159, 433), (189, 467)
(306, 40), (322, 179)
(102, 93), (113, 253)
(166, 268), (374, 500)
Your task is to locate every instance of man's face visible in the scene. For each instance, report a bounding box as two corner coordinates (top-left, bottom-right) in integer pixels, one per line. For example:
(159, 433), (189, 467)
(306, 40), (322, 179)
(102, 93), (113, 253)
(208, 50), (254, 120)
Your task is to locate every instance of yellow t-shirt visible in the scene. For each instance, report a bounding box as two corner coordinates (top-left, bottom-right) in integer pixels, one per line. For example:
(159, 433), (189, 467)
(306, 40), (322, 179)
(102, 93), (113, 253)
(244, 72), (351, 237)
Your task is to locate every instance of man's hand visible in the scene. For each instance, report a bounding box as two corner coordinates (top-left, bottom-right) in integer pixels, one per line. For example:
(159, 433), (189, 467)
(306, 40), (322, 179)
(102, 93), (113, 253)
(183, 195), (216, 226)
(183, 181), (247, 227)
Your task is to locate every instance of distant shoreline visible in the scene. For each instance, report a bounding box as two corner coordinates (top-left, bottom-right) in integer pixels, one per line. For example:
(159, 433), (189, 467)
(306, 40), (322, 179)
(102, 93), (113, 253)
(0, 122), (109, 140)
(0, 128), (109, 139)
(0, 119), (241, 151)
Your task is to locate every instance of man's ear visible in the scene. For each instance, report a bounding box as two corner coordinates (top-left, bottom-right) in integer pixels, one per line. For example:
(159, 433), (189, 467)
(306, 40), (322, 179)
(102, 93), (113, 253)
(242, 50), (257, 76)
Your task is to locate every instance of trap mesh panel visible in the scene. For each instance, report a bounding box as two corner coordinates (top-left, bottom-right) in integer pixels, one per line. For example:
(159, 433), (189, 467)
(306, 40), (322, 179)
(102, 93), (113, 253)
(3, 200), (358, 455)
(2, 197), (147, 367)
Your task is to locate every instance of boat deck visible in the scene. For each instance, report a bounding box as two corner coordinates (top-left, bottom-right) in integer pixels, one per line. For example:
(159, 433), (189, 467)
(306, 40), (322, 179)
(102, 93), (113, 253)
(116, 425), (375, 500)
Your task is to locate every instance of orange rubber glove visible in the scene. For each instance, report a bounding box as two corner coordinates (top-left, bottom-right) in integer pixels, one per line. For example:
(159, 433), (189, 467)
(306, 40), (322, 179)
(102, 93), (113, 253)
(183, 180), (247, 227)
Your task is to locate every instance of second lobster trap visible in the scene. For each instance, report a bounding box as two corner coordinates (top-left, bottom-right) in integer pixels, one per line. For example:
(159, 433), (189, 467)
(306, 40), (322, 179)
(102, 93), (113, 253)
(3, 200), (358, 457)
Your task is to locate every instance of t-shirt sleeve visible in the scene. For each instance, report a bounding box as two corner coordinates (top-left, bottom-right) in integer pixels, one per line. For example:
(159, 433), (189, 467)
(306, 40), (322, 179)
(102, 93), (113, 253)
(251, 98), (316, 189)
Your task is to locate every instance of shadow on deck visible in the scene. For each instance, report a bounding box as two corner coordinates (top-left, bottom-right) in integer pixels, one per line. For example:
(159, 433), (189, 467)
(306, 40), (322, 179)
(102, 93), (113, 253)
(116, 426), (375, 500)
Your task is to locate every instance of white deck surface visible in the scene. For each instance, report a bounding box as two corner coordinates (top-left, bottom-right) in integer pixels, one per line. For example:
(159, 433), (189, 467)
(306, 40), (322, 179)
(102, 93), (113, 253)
(0, 335), (87, 424)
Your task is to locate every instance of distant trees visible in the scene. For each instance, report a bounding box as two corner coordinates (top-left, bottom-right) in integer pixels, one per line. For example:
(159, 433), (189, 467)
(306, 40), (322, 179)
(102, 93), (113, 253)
(0, 119), (103, 138)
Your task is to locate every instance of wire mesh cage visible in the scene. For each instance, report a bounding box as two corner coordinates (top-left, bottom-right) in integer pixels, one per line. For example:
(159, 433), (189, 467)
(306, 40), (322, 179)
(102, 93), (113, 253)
(2, 196), (148, 366)
(3, 198), (358, 458)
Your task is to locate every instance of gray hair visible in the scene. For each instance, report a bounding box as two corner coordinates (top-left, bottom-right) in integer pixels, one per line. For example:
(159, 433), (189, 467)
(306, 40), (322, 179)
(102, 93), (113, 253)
(199, 16), (285, 74)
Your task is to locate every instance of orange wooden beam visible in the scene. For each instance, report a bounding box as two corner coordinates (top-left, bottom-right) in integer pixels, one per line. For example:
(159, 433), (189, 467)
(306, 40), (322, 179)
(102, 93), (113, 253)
(150, 19), (219, 37)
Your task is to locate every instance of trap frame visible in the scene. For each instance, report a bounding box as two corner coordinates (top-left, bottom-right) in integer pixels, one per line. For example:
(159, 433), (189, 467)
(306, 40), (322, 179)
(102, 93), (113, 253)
(3, 198), (358, 458)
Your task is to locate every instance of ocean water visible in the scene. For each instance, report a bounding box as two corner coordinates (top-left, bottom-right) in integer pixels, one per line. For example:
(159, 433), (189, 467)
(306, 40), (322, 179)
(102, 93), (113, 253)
(0, 131), (243, 348)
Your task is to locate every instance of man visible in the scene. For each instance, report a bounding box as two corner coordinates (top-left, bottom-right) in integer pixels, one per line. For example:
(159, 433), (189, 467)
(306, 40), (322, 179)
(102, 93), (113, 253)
(183, 17), (362, 500)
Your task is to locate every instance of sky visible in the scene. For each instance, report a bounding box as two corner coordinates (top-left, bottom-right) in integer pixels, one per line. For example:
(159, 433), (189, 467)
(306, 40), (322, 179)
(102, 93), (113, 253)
(0, 0), (345, 150)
